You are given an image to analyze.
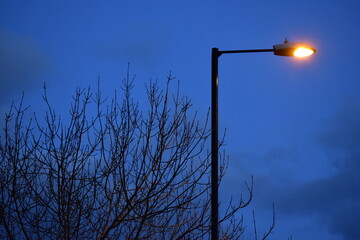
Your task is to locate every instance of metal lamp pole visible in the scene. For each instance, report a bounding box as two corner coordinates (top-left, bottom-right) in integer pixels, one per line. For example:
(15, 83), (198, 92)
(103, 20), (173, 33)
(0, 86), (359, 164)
(210, 42), (316, 239)
(211, 48), (220, 240)
(211, 47), (274, 240)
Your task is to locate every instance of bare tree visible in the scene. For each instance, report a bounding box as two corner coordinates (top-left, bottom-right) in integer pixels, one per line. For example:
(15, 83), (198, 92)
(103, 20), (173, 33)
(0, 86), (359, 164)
(0, 72), (269, 239)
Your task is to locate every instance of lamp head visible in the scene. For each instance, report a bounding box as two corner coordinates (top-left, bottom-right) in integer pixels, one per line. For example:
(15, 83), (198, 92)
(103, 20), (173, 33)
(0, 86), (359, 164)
(273, 39), (316, 57)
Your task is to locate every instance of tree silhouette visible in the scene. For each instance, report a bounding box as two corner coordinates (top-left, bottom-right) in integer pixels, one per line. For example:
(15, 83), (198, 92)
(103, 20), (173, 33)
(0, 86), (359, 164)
(0, 72), (272, 239)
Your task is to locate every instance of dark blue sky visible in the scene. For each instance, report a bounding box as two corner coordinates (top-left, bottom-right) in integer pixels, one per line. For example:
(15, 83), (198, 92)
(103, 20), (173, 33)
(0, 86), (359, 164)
(1, 1), (360, 239)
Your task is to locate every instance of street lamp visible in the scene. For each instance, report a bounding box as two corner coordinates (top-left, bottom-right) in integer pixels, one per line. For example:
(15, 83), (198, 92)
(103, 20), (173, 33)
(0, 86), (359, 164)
(211, 39), (316, 240)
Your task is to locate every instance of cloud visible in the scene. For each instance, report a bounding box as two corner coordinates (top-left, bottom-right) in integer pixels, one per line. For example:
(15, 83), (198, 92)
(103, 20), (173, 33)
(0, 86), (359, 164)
(0, 30), (51, 103)
(275, 102), (360, 240)
(94, 22), (172, 70)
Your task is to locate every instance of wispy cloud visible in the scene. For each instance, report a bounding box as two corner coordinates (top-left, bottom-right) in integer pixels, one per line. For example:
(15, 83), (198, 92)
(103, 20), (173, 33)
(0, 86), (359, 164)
(0, 30), (51, 103)
(275, 102), (360, 240)
(94, 22), (172, 70)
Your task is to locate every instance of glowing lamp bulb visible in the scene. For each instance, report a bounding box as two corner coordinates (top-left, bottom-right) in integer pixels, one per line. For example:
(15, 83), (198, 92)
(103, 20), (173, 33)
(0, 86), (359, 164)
(294, 47), (315, 57)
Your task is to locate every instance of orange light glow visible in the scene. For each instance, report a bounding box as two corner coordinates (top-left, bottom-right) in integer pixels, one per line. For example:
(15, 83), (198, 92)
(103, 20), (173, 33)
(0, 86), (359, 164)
(294, 47), (315, 57)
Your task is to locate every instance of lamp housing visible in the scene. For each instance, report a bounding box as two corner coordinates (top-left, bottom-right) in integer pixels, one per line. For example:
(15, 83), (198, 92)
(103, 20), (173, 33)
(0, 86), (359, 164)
(273, 39), (316, 57)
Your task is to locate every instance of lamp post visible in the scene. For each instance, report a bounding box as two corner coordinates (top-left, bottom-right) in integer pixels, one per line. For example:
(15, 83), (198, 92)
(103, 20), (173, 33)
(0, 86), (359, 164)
(210, 39), (316, 240)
